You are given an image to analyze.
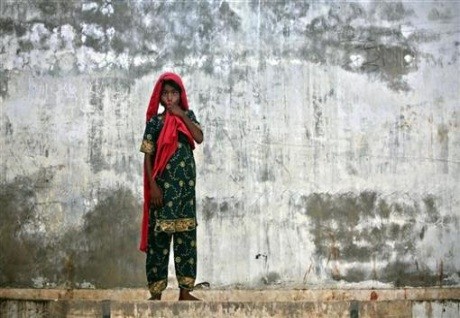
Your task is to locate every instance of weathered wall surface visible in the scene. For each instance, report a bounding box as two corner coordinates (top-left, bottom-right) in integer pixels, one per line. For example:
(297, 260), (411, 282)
(1, 1), (459, 289)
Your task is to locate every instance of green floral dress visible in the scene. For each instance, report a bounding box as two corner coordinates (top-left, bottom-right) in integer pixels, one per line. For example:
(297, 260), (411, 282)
(140, 110), (201, 295)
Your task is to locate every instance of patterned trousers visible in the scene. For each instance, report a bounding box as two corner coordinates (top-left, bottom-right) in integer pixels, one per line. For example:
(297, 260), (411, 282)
(146, 227), (197, 295)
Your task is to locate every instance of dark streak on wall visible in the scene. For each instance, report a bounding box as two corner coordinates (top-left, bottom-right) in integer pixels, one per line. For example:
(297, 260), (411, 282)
(0, 70), (9, 99)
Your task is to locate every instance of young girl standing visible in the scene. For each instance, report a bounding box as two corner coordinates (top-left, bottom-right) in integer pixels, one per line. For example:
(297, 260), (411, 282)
(140, 72), (203, 300)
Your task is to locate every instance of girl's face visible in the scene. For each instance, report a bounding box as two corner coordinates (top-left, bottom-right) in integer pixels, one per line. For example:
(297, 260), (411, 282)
(160, 83), (181, 108)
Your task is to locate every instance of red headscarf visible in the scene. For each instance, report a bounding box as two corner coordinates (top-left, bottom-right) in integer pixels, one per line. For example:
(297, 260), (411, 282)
(140, 72), (195, 252)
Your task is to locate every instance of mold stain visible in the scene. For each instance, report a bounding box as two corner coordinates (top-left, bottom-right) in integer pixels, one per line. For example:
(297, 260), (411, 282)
(290, 191), (454, 286)
(0, 176), (40, 287)
(0, 177), (144, 288)
(65, 187), (145, 288)
(303, 3), (417, 91)
(201, 196), (243, 222)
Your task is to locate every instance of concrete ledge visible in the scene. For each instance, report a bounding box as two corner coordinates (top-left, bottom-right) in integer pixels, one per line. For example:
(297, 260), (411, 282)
(2, 299), (459, 318)
(1, 288), (459, 318)
(1, 287), (459, 302)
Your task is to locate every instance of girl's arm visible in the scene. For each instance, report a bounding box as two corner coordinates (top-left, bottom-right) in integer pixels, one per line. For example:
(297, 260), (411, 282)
(144, 153), (154, 186)
(180, 113), (203, 144)
(145, 153), (163, 207)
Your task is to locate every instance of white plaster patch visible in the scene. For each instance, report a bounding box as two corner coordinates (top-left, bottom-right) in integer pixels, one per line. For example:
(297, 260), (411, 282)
(143, 14), (152, 28)
(404, 54), (414, 64)
(29, 23), (50, 46)
(61, 24), (76, 51)
(78, 281), (96, 289)
(184, 56), (206, 68)
(81, 23), (105, 40)
(32, 276), (50, 288)
(101, 3), (114, 16)
(400, 24), (416, 38)
(74, 47), (129, 71)
(117, 52), (130, 69)
(82, 2), (98, 12)
(106, 27), (116, 41)
(336, 280), (394, 289)
(49, 28), (60, 52)
(133, 55), (148, 67)
(349, 54), (364, 69)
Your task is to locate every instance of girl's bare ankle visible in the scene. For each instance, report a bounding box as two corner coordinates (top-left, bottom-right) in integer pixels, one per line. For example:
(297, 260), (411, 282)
(148, 293), (161, 300)
(179, 289), (200, 301)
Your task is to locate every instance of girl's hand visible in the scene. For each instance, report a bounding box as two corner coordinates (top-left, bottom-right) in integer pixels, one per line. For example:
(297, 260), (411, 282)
(167, 104), (185, 118)
(150, 180), (163, 208)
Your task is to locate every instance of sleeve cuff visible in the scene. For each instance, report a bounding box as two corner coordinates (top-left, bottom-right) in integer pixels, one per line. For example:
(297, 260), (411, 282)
(140, 140), (155, 154)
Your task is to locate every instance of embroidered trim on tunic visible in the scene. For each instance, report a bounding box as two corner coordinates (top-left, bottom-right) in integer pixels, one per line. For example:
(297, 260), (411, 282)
(148, 279), (167, 295)
(140, 139), (155, 154)
(177, 276), (195, 290)
(154, 218), (196, 233)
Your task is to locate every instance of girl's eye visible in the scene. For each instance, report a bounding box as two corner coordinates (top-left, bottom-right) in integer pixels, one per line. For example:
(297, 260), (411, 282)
(161, 91), (179, 97)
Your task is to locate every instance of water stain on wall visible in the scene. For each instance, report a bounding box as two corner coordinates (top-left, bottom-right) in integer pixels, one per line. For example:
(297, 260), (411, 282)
(0, 175), (144, 288)
(303, 3), (417, 91)
(62, 187), (144, 288)
(201, 196), (243, 222)
(0, 176), (42, 287)
(291, 191), (453, 286)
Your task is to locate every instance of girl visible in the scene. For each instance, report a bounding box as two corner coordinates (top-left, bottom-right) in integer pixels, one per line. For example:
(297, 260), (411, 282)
(140, 72), (203, 300)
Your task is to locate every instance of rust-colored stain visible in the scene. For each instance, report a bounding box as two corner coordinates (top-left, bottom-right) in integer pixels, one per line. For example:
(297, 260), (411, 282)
(370, 291), (378, 301)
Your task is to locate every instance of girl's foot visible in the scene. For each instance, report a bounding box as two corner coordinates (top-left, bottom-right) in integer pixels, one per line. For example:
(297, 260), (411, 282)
(178, 289), (200, 301)
(148, 293), (161, 300)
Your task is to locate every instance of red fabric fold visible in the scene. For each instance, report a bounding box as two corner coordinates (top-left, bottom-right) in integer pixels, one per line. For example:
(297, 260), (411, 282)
(140, 73), (195, 252)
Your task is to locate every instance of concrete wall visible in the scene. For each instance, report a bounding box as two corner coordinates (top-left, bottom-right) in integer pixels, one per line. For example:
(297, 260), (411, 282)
(1, 1), (458, 289)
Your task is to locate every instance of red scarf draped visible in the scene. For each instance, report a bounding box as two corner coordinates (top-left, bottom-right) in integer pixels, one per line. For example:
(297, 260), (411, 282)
(140, 72), (195, 252)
